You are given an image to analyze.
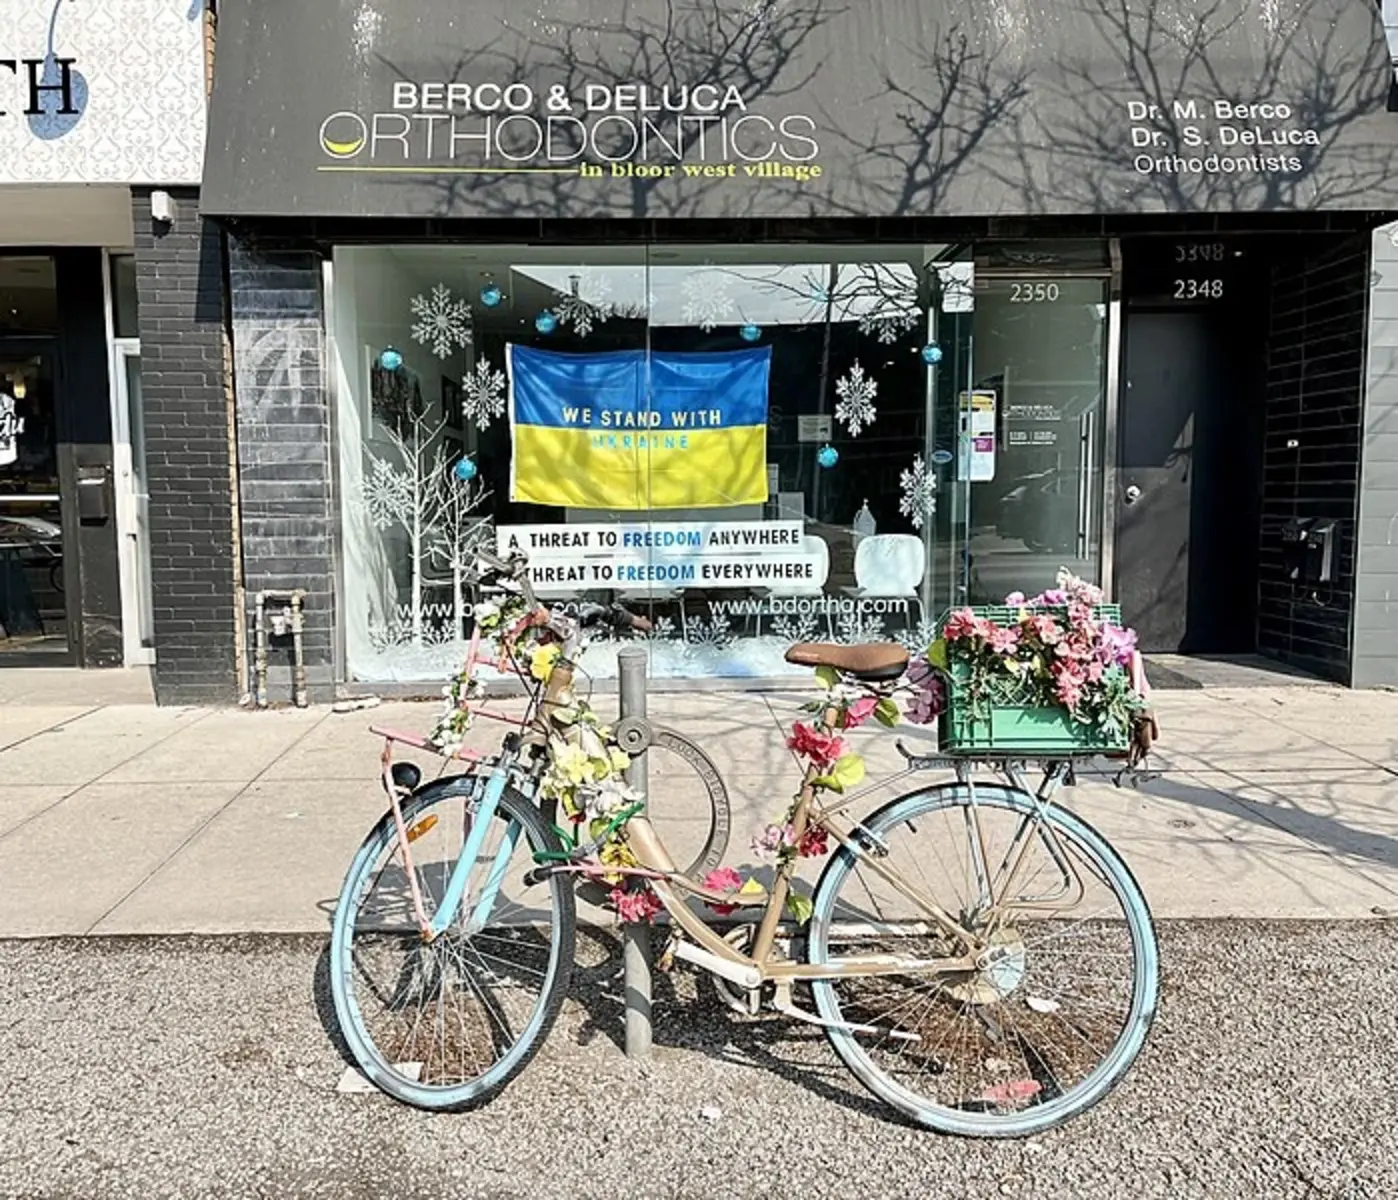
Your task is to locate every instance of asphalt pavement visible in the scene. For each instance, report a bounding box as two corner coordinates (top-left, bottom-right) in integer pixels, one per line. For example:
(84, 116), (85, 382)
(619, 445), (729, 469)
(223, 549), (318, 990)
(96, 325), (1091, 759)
(0, 922), (1391, 1200)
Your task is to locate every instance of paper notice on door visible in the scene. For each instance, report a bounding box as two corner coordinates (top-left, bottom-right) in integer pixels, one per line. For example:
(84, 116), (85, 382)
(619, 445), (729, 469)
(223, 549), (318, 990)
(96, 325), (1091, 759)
(958, 390), (997, 482)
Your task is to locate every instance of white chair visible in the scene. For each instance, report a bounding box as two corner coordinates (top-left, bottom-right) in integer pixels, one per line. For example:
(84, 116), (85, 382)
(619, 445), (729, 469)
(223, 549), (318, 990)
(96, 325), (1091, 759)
(843, 533), (925, 633)
(762, 535), (830, 638)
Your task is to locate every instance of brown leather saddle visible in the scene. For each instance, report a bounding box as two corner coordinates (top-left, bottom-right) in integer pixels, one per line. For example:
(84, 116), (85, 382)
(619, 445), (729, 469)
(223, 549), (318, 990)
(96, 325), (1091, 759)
(784, 641), (910, 683)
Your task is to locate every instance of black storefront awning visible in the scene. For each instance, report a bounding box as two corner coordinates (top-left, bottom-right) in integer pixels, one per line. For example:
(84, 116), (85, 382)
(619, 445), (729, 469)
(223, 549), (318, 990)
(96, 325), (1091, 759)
(201, 0), (1398, 221)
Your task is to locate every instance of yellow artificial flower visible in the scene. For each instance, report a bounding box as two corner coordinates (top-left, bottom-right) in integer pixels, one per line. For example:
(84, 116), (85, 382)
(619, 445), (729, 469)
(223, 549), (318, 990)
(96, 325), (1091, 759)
(530, 643), (562, 681)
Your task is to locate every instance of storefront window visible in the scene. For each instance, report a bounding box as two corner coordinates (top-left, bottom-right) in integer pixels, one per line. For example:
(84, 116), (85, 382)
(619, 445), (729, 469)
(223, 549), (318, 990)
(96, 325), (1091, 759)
(331, 243), (1109, 684)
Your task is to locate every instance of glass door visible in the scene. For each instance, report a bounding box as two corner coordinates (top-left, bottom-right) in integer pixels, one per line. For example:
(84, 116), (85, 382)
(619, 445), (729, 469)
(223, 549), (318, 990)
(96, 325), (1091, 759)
(0, 341), (70, 660)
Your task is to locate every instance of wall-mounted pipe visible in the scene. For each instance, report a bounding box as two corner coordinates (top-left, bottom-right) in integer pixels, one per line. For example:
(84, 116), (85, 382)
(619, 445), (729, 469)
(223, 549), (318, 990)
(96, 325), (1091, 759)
(253, 589), (308, 708)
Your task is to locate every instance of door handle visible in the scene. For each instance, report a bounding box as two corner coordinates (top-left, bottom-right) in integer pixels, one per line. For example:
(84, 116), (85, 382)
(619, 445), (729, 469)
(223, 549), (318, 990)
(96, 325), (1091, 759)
(1124, 485), (1142, 505)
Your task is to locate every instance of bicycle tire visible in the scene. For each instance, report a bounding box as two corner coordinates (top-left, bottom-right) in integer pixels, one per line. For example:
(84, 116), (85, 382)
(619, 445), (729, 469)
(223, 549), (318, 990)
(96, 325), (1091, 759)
(806, 782), (1158, 1138)
(329, 777), (575, 1111)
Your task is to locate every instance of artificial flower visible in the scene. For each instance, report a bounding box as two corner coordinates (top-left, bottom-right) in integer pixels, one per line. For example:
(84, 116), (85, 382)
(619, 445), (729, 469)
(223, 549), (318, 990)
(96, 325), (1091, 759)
(530, 642), (562, 682)
(751, 823), (789, 859)
(798, 825), (829, 858)
(787, 722), (846, 768)
(610, 884), (663, 924)
(842, 695), (879, 729)
(943, 608), (983, 641)
(701, 866), (744, 914)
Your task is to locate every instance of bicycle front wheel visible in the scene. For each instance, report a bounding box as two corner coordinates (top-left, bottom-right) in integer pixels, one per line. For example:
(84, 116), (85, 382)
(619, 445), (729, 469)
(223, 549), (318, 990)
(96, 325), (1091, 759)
(329, 776), (575, 1111)
(807, 782), (1158, 1137)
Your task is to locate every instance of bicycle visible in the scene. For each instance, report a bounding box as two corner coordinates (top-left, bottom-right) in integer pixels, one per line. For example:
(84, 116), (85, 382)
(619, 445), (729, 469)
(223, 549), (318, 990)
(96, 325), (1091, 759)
(329, 550), (1159, 1138)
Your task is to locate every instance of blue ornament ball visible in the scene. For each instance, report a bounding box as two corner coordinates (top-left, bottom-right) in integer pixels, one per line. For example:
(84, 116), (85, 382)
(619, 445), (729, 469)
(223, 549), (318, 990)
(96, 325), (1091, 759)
(480, 284), (503, 307)
(740, 323), (761, 343)
(454, 457), (478, 483)
(920, 343), (943, 365)
(535, 310), (558, 334)
(378, 346), (404, 372)
(817, 444), (839, 469)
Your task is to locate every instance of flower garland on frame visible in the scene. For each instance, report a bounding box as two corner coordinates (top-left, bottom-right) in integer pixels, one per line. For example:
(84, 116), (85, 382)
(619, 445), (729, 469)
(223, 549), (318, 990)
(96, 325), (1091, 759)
(694, 665), (929, 926)
(428, 593), (545, 754)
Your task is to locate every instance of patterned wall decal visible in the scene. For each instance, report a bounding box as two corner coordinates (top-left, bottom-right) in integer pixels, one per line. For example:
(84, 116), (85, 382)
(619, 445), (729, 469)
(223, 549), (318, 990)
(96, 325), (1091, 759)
(0, 0), (206, 185)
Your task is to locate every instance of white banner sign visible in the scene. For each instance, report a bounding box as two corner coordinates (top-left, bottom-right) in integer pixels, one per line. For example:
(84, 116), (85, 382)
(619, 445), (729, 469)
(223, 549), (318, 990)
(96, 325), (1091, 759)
(499, 521), (822, 590)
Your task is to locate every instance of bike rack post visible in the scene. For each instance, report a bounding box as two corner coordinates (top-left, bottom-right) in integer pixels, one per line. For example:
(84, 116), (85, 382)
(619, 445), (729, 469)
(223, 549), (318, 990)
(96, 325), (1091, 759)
(617, 644), (653, 1059)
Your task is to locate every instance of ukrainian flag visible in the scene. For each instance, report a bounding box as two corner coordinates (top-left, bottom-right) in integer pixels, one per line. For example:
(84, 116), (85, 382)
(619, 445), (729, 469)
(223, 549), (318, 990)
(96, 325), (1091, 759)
(508, 344), (771, 510)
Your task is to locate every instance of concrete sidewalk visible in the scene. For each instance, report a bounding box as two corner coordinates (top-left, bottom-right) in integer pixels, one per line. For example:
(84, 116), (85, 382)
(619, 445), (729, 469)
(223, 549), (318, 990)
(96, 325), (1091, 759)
(1, 679), (1396, 937)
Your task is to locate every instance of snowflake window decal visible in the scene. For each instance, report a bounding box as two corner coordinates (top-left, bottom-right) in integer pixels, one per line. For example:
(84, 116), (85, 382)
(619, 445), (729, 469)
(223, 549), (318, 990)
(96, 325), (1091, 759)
(837, 608), (885, 645)
(898, 454), (937, 529)
(834, 362), (878, 438)
(410, 284), (473, 360)
(554, 273), (616, 339)
(772, 612), (820, 645)
(462, 357), (507, 429)
(858, 306), (920, 345)
(681, 265), (736, 333)
(685, 612), (734, 649)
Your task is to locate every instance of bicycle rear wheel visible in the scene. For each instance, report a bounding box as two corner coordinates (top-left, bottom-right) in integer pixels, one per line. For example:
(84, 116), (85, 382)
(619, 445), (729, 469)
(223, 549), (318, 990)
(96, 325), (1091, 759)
(807, 782), (1158, 1137)
(329, 777), (575, 1111)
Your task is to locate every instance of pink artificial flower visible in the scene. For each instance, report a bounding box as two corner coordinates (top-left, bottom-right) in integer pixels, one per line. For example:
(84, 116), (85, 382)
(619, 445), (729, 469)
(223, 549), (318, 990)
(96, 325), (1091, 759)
(988, 625), (1021, 655)
(1021, 613), (1060, 644)
(943, 608), (983, 641)
(752, 823), (788, 859)
(798, 826), (830, 858)
(1100, 622), (1138, 667)
(788, 722), (847, 768)
(1004, 591), (1027, 606)
(702, 866), (744, 915)
(1052, 662), (1086, 711)
(610, 883), (664, 923)
(842, 695), (879, 729)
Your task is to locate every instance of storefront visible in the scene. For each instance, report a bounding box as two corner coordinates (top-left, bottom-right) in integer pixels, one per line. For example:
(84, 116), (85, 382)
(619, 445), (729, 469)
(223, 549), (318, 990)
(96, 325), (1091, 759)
(202, 0), (1398, 695)
(0, 0), (211, 675)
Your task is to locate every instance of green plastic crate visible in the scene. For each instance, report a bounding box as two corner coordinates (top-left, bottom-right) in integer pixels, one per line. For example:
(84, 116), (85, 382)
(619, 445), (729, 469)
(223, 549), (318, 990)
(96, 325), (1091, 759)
(935, 604), (1131, 756)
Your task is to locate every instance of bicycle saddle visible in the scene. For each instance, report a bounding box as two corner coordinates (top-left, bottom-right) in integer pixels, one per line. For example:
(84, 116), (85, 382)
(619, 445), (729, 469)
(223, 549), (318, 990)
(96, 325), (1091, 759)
(784, 642), (909, 682)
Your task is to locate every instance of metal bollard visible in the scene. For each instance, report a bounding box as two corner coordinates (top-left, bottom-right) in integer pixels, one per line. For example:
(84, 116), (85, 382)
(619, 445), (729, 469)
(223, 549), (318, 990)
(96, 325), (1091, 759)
(617, 645), (653, 1059)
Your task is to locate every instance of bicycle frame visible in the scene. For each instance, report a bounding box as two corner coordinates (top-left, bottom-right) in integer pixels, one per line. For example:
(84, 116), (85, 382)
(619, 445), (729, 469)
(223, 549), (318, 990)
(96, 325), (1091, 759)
(375, 550), (1091, 980)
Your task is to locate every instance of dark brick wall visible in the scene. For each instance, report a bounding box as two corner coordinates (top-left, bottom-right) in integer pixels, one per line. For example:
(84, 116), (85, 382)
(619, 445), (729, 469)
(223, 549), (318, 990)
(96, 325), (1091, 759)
(1257, 235), (1369, 682)
(131, 187), (240, 705)
(227, 236), (337, 700)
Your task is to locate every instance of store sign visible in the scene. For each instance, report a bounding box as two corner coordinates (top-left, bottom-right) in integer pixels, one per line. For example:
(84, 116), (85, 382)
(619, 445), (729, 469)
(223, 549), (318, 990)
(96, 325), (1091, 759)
(203, 0), (1398, 219)
(0, 0), (206, 185)
(498, 520), (823, 589)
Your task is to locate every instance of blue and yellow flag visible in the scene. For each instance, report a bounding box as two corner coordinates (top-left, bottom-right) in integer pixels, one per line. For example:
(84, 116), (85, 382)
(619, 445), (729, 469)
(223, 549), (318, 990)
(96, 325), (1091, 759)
(508, 344), (771, 510)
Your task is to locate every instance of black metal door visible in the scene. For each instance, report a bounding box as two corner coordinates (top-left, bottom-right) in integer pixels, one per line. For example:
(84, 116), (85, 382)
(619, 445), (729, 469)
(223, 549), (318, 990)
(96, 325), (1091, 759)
(1116, 312), (1207, 652)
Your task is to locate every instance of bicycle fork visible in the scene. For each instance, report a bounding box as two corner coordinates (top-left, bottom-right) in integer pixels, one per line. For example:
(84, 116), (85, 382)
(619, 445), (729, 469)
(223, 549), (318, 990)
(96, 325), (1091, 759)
(382, 747), (522, 942)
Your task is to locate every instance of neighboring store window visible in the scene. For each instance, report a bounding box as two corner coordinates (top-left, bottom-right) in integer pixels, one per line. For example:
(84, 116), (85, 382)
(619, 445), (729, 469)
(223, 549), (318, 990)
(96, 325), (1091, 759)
(109, 254), (140, 339)
(0, 256), (59, 335)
